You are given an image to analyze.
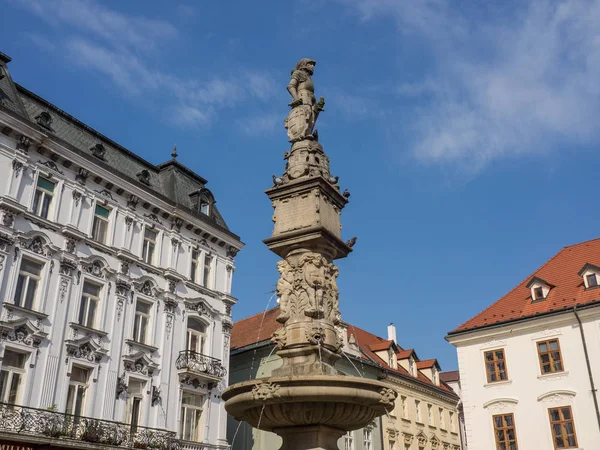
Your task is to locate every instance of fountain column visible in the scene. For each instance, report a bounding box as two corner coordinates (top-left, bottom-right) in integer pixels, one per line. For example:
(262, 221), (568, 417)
(223, 59), (395, 450)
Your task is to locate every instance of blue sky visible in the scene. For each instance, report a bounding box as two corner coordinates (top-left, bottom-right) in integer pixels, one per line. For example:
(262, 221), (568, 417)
(2, 0), (600, 371)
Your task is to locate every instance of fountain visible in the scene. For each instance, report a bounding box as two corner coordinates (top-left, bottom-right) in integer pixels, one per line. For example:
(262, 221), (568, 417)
(222, 59), (396, 450)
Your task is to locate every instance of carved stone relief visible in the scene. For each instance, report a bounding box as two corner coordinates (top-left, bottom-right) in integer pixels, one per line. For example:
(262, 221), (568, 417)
(1, 326), (43, 347)
(275, 252), (340, 325)
(251, 382), (281, 401)
(1, 208), (15, 227)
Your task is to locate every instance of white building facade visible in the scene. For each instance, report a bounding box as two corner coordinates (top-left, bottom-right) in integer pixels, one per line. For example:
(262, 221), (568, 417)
(0, 51), (243, 450)
(447, 238), (600, 450)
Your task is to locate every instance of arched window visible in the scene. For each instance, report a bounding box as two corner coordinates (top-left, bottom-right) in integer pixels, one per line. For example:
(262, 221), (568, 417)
(186, 319), (206, 355)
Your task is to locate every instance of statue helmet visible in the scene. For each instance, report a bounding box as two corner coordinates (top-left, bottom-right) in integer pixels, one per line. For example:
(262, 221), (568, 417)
(295, 58), (316, 71)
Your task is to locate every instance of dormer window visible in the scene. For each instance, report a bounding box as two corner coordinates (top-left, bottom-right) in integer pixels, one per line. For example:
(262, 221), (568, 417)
(200, 201), (210, 215)
(526, 277), (553, 301)
(409, 357), (415, 376)
(578, 263), (600, 289)
(533, 286), (544, 300)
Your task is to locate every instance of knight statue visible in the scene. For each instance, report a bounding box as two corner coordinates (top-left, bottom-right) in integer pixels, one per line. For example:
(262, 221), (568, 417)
(284, 58), (325, 143)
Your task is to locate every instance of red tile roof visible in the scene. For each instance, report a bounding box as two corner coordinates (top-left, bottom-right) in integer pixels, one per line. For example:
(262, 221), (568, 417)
(440, 370), (460, 383)
(396, 349), (416, 359)
(369, 340), (394, 352)
(416, 359), (439, 369)
(451, 237), (600, 334)
(231, 307), (454, 394)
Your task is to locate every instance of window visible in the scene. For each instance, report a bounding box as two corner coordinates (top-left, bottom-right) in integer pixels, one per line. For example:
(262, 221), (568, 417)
(439, 408), (445, 429)
(142, 228), (157, 264)
(485, 349), (508, 383)
(586, 273), (598, 287)
(79, 282), (101, 329)
(126, 379), (145, 430)
(389, 440), (396, 450)
(133, 300), (152, 344)
(14, 258), (43, 310)
(415, 400), (422, 422)
(493, 413), (518, 450)
(363, 428), (372, 450)
(427, 404), (433, 425)
(432, 368), (439, 385)
(533, 286), (544, 300)
(91, 204), (110, 243)
(200, 201), (209, 215)
(400, 395), (407, 419)
(0, 350), (27, 404)
(409, 357), (415, 376)
(537, 339), (564, 374)
(32, 177), (55, 219)
(388, 350), (394, 367)
(449, 411), (456, 432)
(187, 320), (206, 355)
(180, 392), (204, 441)
(190, 249), (200, 283)
(66, 366), (89, 417)
(548, 406), (577, 449)
(344, 431), (354, 450)
(203, 254), (213, 288)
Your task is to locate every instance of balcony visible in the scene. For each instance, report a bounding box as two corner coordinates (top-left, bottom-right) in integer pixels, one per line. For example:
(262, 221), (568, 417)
(175, 351), (226, 382)
(0, 402), (179, 450)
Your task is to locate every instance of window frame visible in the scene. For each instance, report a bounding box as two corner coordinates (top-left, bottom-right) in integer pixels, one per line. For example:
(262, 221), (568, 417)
(180, 392), (204, 442)
(190, 249), (200, 283)
(78, 280), (102, 329)
(91, 203), (111, 244)
(133, 299), (153, 345)
(14, 257), (44, 311)
(344, 431), (354, 450)
(427, 404), (434, 426)
(586, 273), (598, 287)
(125, 378), (145, 430)
(32, 176), (56, 220)
(0, 349), (28, 404)
(202, 253), (213, 289)
(548, 406), (578, 449)
(415, 400), (422, 423)
(492, 413), (519, 450)
(142, 228), (157, 265)
(363, 428), (372, 450)
(533, 286), (545, 300)
(537, 339), (564, 375)
(66, 365), (90, 417)
(484, 348), (508, 383)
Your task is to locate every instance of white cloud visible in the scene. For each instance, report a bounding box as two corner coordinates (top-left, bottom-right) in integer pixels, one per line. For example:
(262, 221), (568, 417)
(236, 113), (280, 136)
(22, 32), (56, 53)
(340, 0), (600, 174)
(11, 0), (177, 52)
(11, 0), (277, 129)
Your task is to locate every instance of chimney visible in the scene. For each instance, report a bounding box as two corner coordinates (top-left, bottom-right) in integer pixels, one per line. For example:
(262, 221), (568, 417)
(387, 323), (397, 344)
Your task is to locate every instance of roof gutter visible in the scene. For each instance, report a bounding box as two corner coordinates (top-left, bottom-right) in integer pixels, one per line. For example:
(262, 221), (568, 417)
(446, 299), (600, 339)
(573, 306), (600, 435)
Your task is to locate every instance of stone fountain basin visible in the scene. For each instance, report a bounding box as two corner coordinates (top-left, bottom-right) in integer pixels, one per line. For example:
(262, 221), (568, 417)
(223, 375), (394, 432)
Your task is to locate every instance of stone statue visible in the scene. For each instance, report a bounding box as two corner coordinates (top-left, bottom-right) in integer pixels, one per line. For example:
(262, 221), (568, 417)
(285, 58), (325, 143)
(276, 260), (294, 323)
(300, 252), (326, 318)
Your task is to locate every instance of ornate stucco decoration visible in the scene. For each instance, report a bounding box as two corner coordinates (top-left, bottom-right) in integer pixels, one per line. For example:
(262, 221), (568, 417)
(184, 299), (211, 317)
(115, 373), (128, 399)
(18, 233), (57, 257)
(134, 278), (160, 298)
(179, 374), (208, 390)
(416, 431), (428, 446)
(251, 382), (281, 401)
(80, 257), (113, 279)
(430, 435), (441, 449)
(0, 232), (15, 252)
(402, 433), (414, 445)
(127, 194), (139, 210)
(163, 297), (178, 314)
(16, 135), (32, 153)
(479, 338), (507, 350)
(123, 352), (158, 376)
(537, 390), (576, 405)
(483, 398), (519, 412)
(65, 339), (106, 363)
(0, 318), (46, 348)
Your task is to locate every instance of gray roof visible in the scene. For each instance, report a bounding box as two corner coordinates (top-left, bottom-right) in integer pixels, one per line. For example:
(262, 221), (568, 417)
(0, 52), (234, 236)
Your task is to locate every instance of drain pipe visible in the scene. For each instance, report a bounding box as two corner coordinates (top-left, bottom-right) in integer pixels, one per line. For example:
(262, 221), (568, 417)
(573, 306), (600, 434)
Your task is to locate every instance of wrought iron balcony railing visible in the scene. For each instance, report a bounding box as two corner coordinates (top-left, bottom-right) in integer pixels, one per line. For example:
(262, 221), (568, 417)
(0, 402), (179, 450)
(175, 351), (227, 379)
